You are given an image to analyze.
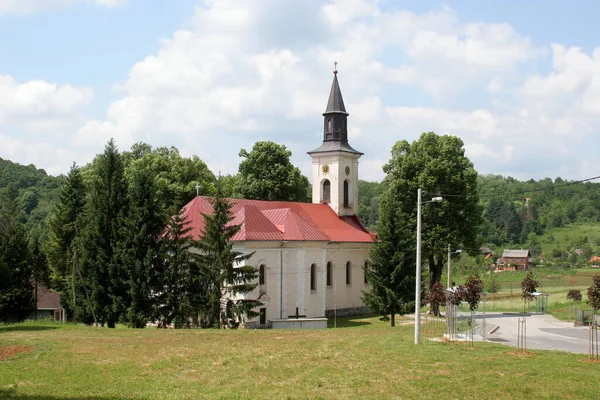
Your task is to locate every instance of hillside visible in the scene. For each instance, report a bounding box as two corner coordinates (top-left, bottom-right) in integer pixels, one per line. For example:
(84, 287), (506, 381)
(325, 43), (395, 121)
(0, 157), (64, 242)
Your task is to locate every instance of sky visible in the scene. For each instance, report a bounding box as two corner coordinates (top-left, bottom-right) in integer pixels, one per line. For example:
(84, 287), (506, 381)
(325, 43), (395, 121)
(1, 0), (600, 183)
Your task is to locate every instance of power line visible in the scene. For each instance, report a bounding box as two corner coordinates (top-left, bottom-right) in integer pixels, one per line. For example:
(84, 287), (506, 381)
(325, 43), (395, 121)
(427, 174), (600, 200)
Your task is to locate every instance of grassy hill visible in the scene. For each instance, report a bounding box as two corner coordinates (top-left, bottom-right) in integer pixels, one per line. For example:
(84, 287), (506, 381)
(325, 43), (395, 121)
(538, 223), (600, 258)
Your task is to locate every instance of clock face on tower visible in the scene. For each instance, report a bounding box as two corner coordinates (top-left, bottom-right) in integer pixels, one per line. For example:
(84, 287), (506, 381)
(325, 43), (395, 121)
(345, 166), (350, 175)
(322, 165), (329, 174)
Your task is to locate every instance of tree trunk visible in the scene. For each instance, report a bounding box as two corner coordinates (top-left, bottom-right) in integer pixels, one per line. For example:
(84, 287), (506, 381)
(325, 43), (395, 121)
(391, 313), (395, 327)
(429, 254), (444, 316)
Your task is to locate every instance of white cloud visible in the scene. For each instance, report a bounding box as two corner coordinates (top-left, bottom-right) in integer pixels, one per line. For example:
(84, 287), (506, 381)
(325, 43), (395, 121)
(3, 0), (600, 183)
(0, 0), (125, 13)
(0, 75), (92, 127)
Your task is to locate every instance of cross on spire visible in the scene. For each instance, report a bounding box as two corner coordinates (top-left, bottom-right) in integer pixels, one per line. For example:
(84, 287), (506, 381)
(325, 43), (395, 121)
(195, 183), (200, 196)
(334, 61), (338, 75)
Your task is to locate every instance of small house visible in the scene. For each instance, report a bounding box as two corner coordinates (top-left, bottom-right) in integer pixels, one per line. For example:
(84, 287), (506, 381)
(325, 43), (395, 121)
(497, 249), (531, 271)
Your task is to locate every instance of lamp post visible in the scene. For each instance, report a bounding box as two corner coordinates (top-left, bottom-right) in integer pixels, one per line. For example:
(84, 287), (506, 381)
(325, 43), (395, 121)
(447, 245), (463, 289)
(415, 188), (443, 345)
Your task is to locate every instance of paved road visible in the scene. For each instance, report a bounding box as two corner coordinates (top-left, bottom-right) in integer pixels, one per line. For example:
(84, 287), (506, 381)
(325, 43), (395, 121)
(484, 313), (592, 354)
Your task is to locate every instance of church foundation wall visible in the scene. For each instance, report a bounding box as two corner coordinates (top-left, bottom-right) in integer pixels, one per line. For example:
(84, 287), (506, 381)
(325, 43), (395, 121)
(325, 306), (371, 318)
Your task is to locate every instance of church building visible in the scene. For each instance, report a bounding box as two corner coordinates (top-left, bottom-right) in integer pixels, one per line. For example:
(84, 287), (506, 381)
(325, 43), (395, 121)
(179, 69), (375, 328)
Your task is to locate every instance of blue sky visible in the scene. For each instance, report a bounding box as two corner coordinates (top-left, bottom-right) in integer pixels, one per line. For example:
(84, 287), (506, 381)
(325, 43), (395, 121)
(1, 0), (599, 183)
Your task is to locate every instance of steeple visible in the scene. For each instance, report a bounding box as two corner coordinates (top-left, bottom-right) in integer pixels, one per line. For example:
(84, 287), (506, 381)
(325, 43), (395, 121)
(324, 69), (347, 115)
(307, 65), (364, 217)
(308, 66), (363, 156)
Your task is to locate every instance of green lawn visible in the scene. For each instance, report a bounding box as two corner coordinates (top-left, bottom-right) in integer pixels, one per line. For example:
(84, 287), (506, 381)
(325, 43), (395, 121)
(1, 317), (600, 399)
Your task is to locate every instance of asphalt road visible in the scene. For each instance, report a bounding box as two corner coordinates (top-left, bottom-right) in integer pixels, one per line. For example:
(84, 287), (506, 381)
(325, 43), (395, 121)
(484, 313), (593, 354)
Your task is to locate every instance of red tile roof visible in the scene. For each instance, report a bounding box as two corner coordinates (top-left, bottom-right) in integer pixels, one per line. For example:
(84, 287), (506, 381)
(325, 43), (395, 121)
(180, 196), (375, 243)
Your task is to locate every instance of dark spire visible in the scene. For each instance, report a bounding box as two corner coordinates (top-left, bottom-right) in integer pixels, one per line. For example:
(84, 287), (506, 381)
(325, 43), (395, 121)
(308, 66), (363, 156)
(324, 69), (348, 116)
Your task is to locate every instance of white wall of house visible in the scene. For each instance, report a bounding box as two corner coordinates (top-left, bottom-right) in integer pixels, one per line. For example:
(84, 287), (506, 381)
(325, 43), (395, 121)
(238, 241), (371, 328)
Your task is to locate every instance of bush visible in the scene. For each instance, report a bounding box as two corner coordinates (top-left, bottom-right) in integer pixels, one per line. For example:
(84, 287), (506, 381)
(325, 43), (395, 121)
(566, 289), (582, 301)
(486, 273), (502, 294)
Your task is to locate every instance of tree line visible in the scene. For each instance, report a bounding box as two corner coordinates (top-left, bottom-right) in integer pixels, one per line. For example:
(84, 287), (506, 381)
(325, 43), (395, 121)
(0, 140), (307, 325)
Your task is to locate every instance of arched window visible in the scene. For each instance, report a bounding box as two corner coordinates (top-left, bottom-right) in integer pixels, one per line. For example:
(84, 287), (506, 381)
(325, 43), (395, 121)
(259, 264), (266, 293)
(343, 180), (349, 208)
(346, 261), (351, 285)
(363, 260), (369, 285)
(328, 119), (333, 132)
(322, 180), (331, 203)
(326, 262), (333, 287)
(310, 264), (317, 291)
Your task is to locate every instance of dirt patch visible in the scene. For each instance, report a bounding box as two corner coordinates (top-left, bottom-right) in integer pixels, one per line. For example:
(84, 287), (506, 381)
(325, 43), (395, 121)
(0, 345), (34, 361)
(579, 358), (600, 363)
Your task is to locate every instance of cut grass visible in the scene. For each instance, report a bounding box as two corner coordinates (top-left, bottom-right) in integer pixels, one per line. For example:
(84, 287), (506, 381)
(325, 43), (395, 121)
(1, 317), (600, 399)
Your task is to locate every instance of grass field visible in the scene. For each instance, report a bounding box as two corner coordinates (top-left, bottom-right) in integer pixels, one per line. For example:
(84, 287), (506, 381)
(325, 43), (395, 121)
(1, 316), (600, 399)
(538, 223), (600, 257)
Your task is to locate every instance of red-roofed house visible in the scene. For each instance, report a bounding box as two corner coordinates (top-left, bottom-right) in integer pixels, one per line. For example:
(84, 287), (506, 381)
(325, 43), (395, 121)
(180, 70), (375, 328)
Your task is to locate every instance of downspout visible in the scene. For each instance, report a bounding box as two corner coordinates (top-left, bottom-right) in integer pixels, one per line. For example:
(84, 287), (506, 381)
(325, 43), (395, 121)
(279, 241), (284, 319)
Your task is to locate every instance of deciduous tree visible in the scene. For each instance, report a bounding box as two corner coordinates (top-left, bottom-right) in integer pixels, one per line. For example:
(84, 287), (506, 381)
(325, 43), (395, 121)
(235, 141), (310, 202)
(382, 132), (482, 315)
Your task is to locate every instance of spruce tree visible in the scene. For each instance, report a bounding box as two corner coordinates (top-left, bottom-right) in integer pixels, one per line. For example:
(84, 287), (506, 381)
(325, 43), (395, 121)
(46, 163), (86, 319)
(121, 165), (167, 328)
(154, 211), (204, 328)
(0, 184), (34, 322)
(197, 176), (261, 328)
(362, 185), (416, 327)
(79, 139), (129, 327)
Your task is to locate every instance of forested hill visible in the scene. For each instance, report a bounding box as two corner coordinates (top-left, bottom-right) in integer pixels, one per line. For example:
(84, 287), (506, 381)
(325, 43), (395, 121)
(0, 157), (65, 241)
(358, 174), (600, 247)
(2, 151), (600, 251)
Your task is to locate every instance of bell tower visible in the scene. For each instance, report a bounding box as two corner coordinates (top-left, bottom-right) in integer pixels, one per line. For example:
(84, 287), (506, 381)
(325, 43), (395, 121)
(307, 65), (363, 216)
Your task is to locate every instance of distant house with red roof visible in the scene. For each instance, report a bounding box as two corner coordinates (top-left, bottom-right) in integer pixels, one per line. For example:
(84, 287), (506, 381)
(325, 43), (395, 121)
(497, 249), (532, 271)
(180, 70), (375, 328)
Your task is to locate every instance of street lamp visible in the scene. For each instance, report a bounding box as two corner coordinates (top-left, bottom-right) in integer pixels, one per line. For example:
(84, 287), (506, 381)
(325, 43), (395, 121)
(447, 244), (463, 289)
(415, 188), (443, 345)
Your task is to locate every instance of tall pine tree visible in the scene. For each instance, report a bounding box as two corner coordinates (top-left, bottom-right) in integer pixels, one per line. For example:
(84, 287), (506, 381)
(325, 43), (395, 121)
(362, 185), (416, 327)
(121, 164), (167, 328)
(80, 140), (129, 327)
(154, 211), (204, 328)
(46, 163), (86, 320)
(0, 184), (34, 322)
(198, 176), (261, 328)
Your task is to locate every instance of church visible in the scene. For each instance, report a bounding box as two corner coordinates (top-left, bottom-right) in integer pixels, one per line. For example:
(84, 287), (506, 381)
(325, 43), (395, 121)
(179, 69), (375, 328)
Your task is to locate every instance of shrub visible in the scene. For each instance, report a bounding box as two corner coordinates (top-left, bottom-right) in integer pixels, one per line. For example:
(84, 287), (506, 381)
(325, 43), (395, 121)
(566, 289), (582, 301)
(486, 273), (501, 294)
(587, 275), (600, 310)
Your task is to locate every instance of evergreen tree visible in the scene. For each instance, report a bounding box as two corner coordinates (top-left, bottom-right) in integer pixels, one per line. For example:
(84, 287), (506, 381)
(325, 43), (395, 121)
(121, 164), (167, 328)
(46, 163), (86, 319)
(154, 211), (204, 328)
(0, 184), (33, 321)
(79, 140), (129, 327)
(362, 187), (416, 327)
(198, 176), (261, 328)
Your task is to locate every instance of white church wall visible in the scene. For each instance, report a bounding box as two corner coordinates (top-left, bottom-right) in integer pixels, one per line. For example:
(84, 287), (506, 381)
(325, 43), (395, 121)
(240, 241), (371, 328)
